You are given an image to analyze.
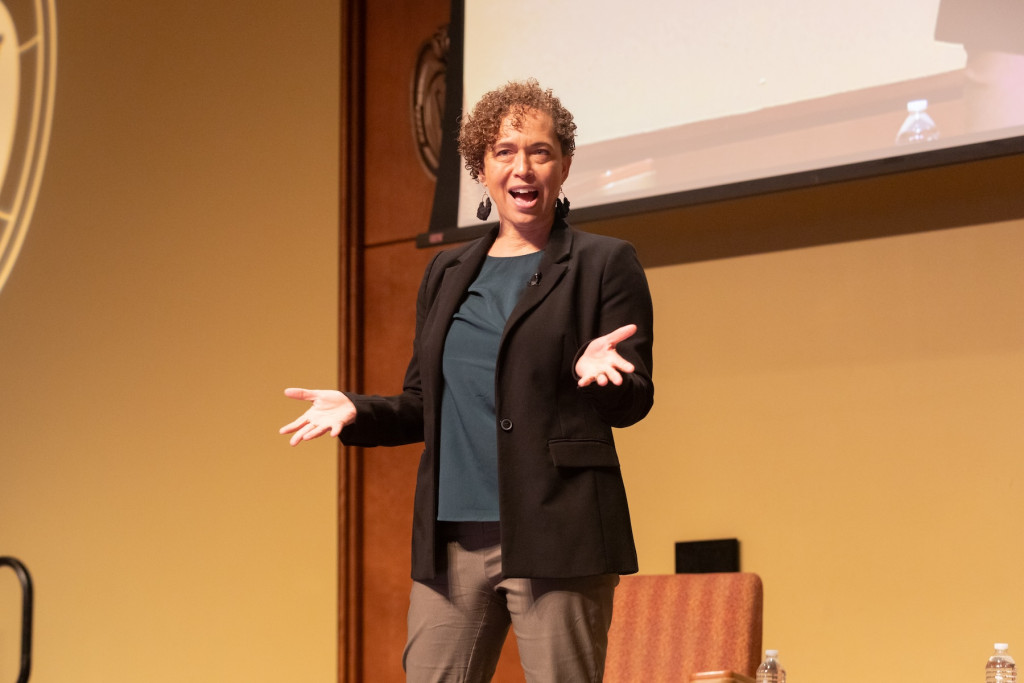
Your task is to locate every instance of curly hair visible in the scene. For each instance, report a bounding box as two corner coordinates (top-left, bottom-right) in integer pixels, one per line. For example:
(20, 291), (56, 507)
(458, 79), (576, 181)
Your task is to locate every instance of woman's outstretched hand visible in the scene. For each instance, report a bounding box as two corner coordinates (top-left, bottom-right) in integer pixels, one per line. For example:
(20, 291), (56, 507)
(575, 324), (638, 388)
(279, 388), (356, 446)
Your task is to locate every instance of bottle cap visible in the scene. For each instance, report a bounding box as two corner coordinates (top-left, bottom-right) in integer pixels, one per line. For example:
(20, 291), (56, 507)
(907, 99), (928, 113)
(765, 649), (779, 657)
(995, 643), (1009, 651)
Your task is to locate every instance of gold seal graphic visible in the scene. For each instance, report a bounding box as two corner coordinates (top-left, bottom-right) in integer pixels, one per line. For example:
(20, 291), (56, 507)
(411, 25), (448, 180)
(0, 0), (56, 295)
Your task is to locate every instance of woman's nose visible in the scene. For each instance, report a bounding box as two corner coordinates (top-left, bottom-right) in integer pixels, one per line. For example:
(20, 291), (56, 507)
(513, 151), (532, 176)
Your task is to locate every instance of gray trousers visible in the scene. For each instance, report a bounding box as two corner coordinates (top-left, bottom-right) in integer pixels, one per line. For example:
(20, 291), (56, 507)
(404, 522), (618, 683)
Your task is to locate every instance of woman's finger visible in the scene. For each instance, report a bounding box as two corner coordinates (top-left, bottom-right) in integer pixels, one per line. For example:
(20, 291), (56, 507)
(603, 324), (637, 347)
(280, 416), (309, 435)
(284, 387), (315, 401)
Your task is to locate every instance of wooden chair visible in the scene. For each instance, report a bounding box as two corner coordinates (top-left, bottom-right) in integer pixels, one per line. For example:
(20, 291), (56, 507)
(604, 572), (763, 683)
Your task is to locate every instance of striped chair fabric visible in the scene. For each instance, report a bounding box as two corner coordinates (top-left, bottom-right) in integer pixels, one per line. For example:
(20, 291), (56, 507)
(604, 572), (763, 683)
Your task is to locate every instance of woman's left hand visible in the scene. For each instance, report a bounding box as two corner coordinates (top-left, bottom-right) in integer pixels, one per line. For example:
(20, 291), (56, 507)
(576, 324), (637, 387)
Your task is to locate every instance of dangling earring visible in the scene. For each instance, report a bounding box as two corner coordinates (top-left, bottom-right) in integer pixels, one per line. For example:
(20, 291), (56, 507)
(476, 190), (492, 221)
(554, 189), (570, 219)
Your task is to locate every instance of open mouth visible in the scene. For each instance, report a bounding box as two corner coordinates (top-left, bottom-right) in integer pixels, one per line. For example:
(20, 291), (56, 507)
(509, 188), (539, 205)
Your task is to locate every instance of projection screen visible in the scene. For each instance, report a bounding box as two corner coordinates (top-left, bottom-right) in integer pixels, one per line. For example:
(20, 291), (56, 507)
(421, 0), (1024, 241)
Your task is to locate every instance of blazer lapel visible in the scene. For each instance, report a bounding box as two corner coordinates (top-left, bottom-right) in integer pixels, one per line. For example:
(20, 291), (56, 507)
(503, 221), (573, 336)
(419, 229), (495, 402)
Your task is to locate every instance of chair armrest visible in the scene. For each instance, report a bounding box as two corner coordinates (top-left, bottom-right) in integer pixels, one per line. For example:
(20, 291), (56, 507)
(690, 671), (755, 683)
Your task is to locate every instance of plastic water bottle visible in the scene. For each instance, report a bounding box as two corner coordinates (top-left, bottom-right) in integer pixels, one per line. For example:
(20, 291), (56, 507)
(756, 649), (786, 683)
(895, 99), (939, 145)
(987, 644), (1017, 683)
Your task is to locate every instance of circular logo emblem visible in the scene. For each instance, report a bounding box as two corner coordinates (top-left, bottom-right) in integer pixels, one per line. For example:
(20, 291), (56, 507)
(411, 25), (448, 179)
(0, 0), (57, 295)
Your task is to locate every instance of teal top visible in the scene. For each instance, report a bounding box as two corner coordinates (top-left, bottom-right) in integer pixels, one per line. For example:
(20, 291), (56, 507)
(437, 251), (544, 521)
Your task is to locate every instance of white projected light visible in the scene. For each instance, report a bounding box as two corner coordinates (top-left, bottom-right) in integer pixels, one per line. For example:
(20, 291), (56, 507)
(454, 0), (1024, 229)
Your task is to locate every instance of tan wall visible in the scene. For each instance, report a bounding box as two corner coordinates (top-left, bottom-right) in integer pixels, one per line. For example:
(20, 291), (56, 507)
(0, 3), (339, 682)
(618, 217), (1024, 683)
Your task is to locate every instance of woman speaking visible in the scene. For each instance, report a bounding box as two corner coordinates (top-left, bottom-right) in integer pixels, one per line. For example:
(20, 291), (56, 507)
(281, 79), (654, 683)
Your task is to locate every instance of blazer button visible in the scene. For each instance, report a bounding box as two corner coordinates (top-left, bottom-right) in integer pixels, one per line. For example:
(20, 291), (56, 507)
(499, 418), (513, 432)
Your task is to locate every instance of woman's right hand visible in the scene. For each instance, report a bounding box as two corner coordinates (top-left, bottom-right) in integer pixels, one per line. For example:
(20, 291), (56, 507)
(279, 388), (356, 446)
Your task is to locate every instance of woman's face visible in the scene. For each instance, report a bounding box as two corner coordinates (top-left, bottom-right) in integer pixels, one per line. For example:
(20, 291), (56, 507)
(478, 108), (572, 234)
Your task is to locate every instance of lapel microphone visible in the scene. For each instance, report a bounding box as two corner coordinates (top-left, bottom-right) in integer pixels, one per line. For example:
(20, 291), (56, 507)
(528, 272), (541, 287)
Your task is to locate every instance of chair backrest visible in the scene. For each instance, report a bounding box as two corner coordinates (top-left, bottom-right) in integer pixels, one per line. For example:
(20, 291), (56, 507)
(604, 572), (763, 683)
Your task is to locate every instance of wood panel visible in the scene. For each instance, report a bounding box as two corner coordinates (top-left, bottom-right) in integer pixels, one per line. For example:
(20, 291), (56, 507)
(343, 0), (476, 680)
(358, 241), (435, 681)
(363, 1), (448, 246)
(348, 0), (531, 675)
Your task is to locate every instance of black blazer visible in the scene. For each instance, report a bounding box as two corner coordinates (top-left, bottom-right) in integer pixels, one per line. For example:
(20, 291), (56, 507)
(342, 220), (654, 580)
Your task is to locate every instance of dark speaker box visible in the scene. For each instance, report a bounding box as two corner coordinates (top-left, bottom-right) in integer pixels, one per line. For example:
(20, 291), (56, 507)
(674, 538), (740, 573)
